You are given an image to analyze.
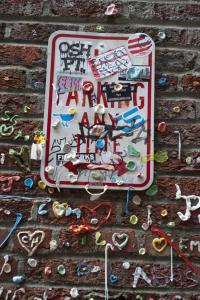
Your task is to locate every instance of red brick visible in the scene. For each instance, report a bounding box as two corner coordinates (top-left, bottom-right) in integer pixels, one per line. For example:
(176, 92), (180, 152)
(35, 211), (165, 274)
(155, 150), (188, 173)
(25, 258), (198, 289)
(0, 173), (51, 196)
(144, 233), (200, 258)
(0, 0), (200, 297)
(24, 258), (105, 284)
(0, 69), (26, 90)
(157, 177), (200, 200)
(155, 150), (200, 173)
(155, 73), (178, 92)
(0, 229), (10, 248)
(145, 234), (200, 260)
(0, 23), (5, 40)
(0, 144), (40, 169)
(0, 45), (45, 67)
(121, 202), (200, 229)
(84, 24), (200, 49)
(179, 236), (200, 259)
(0, 94), (44, 115)
(59, 228), (137, 254)
(0, 118), (43, 141)
(0, 256), (17, 281)
(157, 124), (200, 146)
(182, 74), (200, 92)
(0, 286), (197, 300)
(156, 49), (197, 73)
(110, 261), (198, 288)
(0, 0), (45, 16)
(8, 23), (80, 43)
(15, 119), (43, 138)
(0, 200), (32, 223)
(3, 22), (200, 51)
(28, 69), (46, 92)
(155, 99), (196, 120)
(51, 0), (122, 18)
(127, 2), (200, 23)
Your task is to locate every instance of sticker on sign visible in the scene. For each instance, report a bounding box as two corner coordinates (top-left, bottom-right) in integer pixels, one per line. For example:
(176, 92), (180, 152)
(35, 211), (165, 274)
(88, 46), (132, 79)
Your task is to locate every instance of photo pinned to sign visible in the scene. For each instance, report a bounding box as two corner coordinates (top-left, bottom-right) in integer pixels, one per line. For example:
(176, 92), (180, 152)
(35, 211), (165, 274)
(41, 31), (155, 190)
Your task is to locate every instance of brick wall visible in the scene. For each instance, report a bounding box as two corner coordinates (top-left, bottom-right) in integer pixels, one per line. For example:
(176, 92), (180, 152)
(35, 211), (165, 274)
(0, 0), (200, 299)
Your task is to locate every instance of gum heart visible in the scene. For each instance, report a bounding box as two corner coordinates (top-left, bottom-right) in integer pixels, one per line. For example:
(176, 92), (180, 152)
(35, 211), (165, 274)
(80, 202), (112, 231)
(152, 237), (167, 253)
(112, 233), (129, 250)
(17, 230), (45, 256)
(52, 202), (68, 218)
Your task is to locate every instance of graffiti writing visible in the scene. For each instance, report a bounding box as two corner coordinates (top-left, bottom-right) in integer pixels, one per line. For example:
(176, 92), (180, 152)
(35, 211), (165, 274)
(57, 75), (82, 93)
(59, 41), (92, 74)
(131, 123), (148, 144)
(48, 137), (67, 163)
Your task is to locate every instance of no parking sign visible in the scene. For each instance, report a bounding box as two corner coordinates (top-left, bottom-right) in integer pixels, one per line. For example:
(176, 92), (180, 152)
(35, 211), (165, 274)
(41, 31), (155, 190)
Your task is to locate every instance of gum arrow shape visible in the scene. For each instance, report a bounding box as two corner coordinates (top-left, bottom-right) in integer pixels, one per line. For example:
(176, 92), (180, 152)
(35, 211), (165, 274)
(0, 213), (23, 248)
(63, 158), (127, 177)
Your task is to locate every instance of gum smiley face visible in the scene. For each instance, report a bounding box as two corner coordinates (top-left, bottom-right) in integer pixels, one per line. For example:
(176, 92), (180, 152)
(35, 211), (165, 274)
(80, 202), (112, 231)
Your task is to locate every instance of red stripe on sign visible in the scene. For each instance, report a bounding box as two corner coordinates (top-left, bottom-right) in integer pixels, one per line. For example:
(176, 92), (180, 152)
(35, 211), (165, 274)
(130, 44), (152, 55)
(128, 35), (146, 44)
(128, 40), (152, 49)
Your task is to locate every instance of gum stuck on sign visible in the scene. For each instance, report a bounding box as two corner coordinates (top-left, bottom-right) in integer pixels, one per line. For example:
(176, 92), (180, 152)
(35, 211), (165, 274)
(41, 31), (155, 190)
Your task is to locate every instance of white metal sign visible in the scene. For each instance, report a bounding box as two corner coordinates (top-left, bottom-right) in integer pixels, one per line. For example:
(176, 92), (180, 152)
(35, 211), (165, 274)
(41, 31), (155, 190)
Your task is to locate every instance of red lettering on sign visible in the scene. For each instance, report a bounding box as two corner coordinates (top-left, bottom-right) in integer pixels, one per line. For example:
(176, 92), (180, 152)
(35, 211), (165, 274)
(133, 82), (145, 109)
(113, 137), (122, 154)
(94, 113), (105, 124)
(80, 112), (90, 127)
(97, 82), (108, 108)
(108, 113), (116, 126)
(82, 92), (93, 107)
(66, 91), (78, 106)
